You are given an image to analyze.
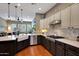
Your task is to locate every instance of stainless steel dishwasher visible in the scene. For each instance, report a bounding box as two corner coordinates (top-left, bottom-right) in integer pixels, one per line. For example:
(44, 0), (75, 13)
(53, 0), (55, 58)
(30, 34), (37, 45)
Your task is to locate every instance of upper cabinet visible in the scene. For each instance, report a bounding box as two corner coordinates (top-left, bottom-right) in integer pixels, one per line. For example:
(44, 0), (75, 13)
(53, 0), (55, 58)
(71, 4), (79, 28)
(40, 4), (79, 29)
(61, 4), (79, 28)
(61, 7), (71, 28)
(54, 12), (61, 20)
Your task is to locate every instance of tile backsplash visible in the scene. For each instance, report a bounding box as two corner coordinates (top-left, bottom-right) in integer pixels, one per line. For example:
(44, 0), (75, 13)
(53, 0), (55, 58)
(46, 24), (79, 40)
(62, 28), (79, 40)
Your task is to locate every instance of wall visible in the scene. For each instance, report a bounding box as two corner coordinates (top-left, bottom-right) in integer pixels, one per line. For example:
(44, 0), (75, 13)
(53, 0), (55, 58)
(62, 28), (79, 40)
(45, 3), (79, 40)
(46, 24), (79, 40)
(34, 13), (44, 34)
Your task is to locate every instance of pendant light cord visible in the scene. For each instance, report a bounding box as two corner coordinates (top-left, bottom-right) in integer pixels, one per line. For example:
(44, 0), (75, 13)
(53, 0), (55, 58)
(8, 3), (10, 18)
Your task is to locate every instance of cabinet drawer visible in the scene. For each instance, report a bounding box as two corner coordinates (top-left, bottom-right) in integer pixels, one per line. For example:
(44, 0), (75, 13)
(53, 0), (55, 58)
(55, 40), (65, 56)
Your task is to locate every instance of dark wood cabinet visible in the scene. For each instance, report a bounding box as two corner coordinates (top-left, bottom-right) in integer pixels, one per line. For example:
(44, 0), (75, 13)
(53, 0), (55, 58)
(55, 40), (79, 56)
(43, 38), (47, 48)
(37, 35), (79, 56)
(0, 40), (16, 56)
(17, 39), (30, 52)
(37, 35), (55, 55)
(46, 39), (51, 51)
(37, 35), (45, 45)
(37, 35), (41, 44)
(55, 41), (65, 56)
(37, 39), (41, 44)
(49, 40), (55, 55)
(65, 44), (79, 56)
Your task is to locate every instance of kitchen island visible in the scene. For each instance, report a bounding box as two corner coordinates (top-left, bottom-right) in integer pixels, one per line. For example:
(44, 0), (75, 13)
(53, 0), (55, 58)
(16, 34), (30, 52)
(0, 35), (16, 56)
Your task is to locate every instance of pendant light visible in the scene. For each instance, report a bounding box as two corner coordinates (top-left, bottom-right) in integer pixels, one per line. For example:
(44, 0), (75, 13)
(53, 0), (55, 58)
(21, 9), (23, 22)
(14, 5), (18, 20)
(14, 5), (20, 35)
(8, 3), (11, 20)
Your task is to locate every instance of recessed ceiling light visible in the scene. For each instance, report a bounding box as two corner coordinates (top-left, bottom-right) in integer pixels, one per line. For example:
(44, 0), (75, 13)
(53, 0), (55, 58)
(17, 3), (21, 7)
(39, 8), (42, 10)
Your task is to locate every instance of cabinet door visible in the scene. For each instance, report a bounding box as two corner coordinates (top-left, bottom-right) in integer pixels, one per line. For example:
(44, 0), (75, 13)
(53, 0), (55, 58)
(71, 4), (79, 28)
(65, 44), (79, 56)
(37, 36), (41, 44)
(55, 41), (65, 56)
(46, 39), (51, 51)
(26, 39), (30, 46)
(61, 7), (71, 28)
(50, 41), (55, 55)
(54, 12), (60, 20)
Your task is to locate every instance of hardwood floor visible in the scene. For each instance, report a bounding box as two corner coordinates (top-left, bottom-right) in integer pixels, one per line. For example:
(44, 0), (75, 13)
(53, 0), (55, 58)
(16, 45), (52, 56)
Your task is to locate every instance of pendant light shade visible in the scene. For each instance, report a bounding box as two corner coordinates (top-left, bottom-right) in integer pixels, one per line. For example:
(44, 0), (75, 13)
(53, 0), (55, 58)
(8, 3), (10, 19)
(21, 9), (23, 22)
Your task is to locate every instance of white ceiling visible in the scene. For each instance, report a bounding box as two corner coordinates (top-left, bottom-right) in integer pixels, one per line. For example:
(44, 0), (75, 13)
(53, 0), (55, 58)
(0, 3), (56, 21)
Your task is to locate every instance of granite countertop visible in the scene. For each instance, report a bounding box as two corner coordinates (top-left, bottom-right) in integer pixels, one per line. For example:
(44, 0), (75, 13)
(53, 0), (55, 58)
(0, 35), (16, 41)
(55, 39), (79, 48)
(17, 34), (29, 42)
(45, 35), (79, 48)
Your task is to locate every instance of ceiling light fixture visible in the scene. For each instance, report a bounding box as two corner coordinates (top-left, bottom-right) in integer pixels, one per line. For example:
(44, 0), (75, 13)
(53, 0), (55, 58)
(39, 8), (42, 10)
(14, 5), (20, 35)
(8, 3), (11, 20)
(21, 9), (23, 22)
(17, 3), (21, 7)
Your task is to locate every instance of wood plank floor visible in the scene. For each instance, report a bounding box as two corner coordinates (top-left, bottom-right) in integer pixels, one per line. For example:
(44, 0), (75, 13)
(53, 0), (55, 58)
(16, 45), (52, 56)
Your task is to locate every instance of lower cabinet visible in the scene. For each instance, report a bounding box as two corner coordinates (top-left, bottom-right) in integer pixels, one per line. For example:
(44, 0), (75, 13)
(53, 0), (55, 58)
(37, 35), (41, 44)
(65, 44), (79, 56)
(55, 40), (79, 56)
(37, 35), (45, 45)
(17, 39), (30, 52)
(44, 39), (51, 51)
(55, 41), (65, 56)
(37, 35), (55, 55)
(49, 40), (55, 55)
(37, 35), (79, 56)
(0, 40), (16, 56)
